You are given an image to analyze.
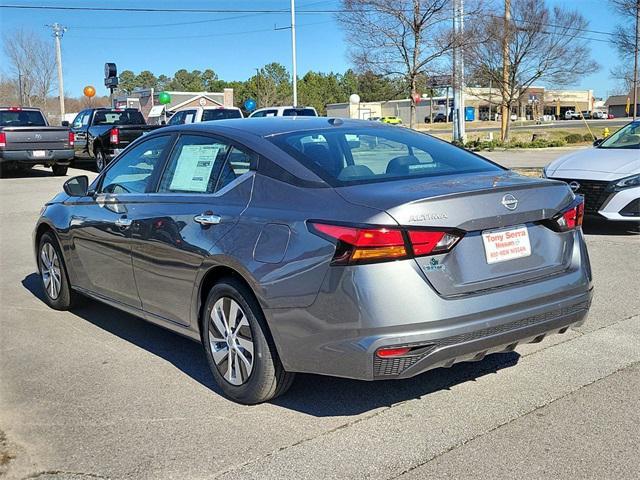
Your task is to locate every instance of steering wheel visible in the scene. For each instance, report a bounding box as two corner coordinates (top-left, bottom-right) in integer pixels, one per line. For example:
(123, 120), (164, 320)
(104, 183), (132, 194)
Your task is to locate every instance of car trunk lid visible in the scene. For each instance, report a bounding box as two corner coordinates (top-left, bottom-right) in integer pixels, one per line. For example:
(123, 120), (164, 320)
(336, 171), (576, 296)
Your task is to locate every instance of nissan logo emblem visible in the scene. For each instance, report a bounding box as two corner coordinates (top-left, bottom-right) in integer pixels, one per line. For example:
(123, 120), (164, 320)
(501, 194), (518, 210)
(569, 181), (581, 192)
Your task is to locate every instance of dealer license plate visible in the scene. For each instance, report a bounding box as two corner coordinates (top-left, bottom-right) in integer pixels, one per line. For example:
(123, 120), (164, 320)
(482, 225), (531, 264)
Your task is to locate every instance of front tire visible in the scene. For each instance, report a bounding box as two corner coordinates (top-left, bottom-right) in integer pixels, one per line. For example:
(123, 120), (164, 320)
(202, 278), (295, 404)
(38, 232), (79, 310)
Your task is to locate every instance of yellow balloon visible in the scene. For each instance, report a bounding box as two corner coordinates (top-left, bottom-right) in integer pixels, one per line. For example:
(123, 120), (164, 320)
(83, 86), (96, 98)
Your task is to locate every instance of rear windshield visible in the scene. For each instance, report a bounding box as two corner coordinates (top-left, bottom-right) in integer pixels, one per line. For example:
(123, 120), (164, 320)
(201, 109), (242, 121)
(282, 108), (316, 117)
(268, 127), (502, 186)
(0, 110), (46, 127)
(92, 110), (145, 126)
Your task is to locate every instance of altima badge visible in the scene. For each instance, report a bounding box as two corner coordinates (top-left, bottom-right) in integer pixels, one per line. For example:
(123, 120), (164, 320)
(501, 194), (518, 210)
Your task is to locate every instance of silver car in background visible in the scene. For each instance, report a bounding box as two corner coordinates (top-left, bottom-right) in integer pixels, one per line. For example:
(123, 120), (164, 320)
(34, 118), (592, 404)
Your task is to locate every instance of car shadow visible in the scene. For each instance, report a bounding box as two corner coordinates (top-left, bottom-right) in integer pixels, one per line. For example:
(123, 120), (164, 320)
(582, 215), (639, 235)
(0, 167), (56, 178)
(23, 272), (521, 417)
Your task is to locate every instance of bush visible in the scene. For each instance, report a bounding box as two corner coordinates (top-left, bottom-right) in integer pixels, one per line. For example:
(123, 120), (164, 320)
(565, 133), (584, 144)
(583, 133), (594, 142)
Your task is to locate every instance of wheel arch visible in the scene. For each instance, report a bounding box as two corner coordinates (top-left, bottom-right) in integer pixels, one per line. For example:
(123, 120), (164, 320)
(195, 264), (270, 341)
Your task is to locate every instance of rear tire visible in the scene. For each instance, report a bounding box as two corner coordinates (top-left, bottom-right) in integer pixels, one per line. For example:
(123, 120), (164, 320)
(95, 149), (107, 172)
(202, 278), (295, 404)
(51, 165), (68, 176)
(38, 232), (80, 310)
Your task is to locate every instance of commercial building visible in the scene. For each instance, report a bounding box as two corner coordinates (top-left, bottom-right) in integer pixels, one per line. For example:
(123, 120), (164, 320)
(326, 87), (595, 124)
(114, 88), (234, 124)
(605, 88), (640, 118)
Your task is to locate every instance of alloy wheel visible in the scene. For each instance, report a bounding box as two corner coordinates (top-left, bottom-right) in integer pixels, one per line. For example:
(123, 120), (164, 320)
(208, 297), (255, 386)
(96, 151), (105, 172)
(40, 242), (62, 300)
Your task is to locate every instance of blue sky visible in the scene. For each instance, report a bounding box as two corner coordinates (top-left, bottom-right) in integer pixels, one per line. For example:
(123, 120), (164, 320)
(0, 0), (626, 99)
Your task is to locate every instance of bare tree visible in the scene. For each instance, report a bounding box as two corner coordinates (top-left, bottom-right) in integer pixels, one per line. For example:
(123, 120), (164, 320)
(3, 29), (56, 108)
(338, 0), (467, 127)
(468, 0), (598, 140)
(609, 0), (639, 118)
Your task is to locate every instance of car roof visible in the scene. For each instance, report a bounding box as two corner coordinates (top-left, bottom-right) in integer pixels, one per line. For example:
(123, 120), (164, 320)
(164, 116), (381, 137)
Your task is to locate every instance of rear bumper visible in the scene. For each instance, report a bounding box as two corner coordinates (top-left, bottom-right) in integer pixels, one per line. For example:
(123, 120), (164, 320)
(266, 230), (593, 380)
(0, 149), (73, 165)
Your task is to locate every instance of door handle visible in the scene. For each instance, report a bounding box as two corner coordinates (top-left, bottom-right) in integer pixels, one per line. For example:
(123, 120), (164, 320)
(115, 217), (132, 228)
(194, 214), (221, 226)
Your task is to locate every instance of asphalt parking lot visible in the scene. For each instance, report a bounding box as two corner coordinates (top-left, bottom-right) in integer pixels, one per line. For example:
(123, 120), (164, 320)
(1, 154), (639, 480)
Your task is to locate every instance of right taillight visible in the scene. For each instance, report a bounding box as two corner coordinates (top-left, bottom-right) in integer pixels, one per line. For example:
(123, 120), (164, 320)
(109, 127), (119, 145)
(309, 222), (464, 265)
(549, 196), (585, 232)
(68, 131), (75, 146)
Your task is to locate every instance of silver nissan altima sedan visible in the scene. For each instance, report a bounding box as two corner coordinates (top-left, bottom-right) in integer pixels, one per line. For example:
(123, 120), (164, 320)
(34, 117), (593, 404)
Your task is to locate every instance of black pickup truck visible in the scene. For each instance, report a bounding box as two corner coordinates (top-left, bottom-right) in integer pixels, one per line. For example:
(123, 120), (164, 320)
(71, 108), (160, 171)
(0, 107), (74, 176)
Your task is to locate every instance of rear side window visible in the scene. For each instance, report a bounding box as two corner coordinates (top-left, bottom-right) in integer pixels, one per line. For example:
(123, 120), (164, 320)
(0, 110), (47, 127)
(216, 147), (251, 191)
(282, 108), (316, 117)
(202, 109), (242, 121)
(269, 127), (502, 186)
(158, 135), (230, 194)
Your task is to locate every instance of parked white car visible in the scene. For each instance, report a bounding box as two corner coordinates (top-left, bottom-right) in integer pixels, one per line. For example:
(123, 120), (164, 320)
(564, 110), (580, 120)
(544, 120), (640, 221)
(167, 106), (243, 125)
(248, 106), (318, 118)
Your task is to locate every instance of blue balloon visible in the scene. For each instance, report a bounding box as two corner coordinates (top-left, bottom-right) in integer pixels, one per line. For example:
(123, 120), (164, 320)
(244, 98), (256, 112)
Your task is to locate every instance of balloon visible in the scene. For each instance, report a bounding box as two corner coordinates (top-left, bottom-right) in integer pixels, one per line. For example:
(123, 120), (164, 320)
(158, 92), (171, 105)
(244, 98), (256, 112)
(349, 94), (360, 105)
(83, 85), (96, 98)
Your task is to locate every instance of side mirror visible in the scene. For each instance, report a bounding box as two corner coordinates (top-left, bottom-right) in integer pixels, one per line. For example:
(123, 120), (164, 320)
(160, 120), (167, 125)
(593, 138), (604, 147)
(63, 175), (89, 197)
(61, 120), (70, 127)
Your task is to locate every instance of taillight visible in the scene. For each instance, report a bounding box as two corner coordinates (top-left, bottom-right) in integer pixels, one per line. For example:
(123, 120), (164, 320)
(8, 106), (22, 112)
(550, 197), (585, 232)
(109, 128), (119, 145)
(68, 131), (75, 147)
(309, 222), (464, 265)
(0, 132), (6, 148)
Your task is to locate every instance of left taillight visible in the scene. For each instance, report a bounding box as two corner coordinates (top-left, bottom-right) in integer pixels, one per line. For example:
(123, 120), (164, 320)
(551, 197), (585, 232)
(68, 131), (74, 147)
(308, 222), (464, 265)
(0, 132), (6, 148)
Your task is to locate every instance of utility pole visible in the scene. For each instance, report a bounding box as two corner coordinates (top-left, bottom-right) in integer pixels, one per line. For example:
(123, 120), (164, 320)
(452, 0), (466, 143)
(48, 23), (67, 121)
(633, 0), (639, 120)
(17, 72), (24, 106)
(290, 0), (298, 106)
(501, 0), (511, 141)
(255, 68), (261, 108)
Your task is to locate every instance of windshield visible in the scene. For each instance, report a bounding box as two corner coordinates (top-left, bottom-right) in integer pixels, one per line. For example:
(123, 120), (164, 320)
(269, 127), (502, 186)
(202, 109), (242, 121)
(599, 122), (640, 150)
(93, 110), (146, 126)
(0, 110), (47, 127)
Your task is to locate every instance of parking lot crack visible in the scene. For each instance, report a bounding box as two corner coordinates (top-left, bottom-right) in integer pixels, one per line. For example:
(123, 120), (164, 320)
(388, 360), (640, 479)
